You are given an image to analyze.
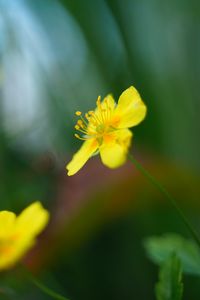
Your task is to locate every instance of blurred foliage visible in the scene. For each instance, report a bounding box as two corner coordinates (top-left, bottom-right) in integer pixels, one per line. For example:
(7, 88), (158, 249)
(0, 0), (200, 299)
(155, 254), (183, 300)
(144, 233), (200, 276)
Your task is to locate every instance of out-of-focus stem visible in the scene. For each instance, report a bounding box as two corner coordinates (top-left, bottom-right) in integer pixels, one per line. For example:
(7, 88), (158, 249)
(129, 153), (200, 249)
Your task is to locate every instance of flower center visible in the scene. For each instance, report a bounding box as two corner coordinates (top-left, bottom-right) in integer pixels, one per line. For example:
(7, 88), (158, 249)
(96, 124), (105, 134)
(74, 96), (114, 141)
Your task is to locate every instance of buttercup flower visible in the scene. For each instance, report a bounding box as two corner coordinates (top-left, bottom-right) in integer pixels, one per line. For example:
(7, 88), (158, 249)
(66, 86), (147, 176)
(0, 202), (49, 270)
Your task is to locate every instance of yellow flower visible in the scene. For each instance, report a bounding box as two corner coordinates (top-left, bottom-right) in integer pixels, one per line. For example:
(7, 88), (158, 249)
(0, 202), (49, 270)
(66, 86), (147, 176)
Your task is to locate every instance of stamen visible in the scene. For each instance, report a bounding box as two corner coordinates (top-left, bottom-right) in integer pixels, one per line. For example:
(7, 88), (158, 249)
(85, 113), (90, 121)
(76, 128), (88, 135)
(77, 120), (84, 128)
(74, 93), (114, 140)
(88, 111), (100, 125)
(88, 118), (97, 126)
(105, 98), (111, 120)
(96, 96), (106, 123)
(74, 134), (88, 141)
(80, 115), (88, 127)
(96, 95), (101, 106)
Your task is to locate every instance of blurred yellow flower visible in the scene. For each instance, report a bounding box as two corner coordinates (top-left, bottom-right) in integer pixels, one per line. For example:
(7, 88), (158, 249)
(66, 86), (147, 176)
(0, 202), (49, 270)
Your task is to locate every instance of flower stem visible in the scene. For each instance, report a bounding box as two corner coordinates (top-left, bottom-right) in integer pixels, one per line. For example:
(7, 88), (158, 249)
(23, 268), (69, 300)
(128, 153), (200, 248)
(30, 276), (69, 300)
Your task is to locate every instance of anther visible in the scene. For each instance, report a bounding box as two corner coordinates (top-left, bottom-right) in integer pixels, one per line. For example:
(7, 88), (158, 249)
(74, 133), (83, 139)
(85, 113), (90, 120)
(74, 133), (88, 141)
(75, 111), (82, 116)
(77, 120), (83, 126)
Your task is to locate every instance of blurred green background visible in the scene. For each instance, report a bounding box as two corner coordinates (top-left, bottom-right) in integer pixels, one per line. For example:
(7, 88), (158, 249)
(0, 0), (200, 299)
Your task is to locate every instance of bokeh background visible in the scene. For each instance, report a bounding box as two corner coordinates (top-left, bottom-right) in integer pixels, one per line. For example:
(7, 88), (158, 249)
(0, 0), (200, 299)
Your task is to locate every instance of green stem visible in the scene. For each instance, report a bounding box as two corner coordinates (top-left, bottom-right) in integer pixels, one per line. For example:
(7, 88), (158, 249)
(30, 276), (69, 300)
(24, 268), (69, 300)
(128, 153), (200, 248)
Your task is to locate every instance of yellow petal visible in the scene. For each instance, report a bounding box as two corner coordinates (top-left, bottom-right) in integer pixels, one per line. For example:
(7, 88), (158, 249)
(113, 86), (147, 128)
(0, 202), (49, 270)
(99, 129), (132, 168)
(115, 128), (133, 150)
(15, 201), (49, 236)
(0, 211), (16, 238)
(0, 237), (35, 270)
(66, 139), (98, 176)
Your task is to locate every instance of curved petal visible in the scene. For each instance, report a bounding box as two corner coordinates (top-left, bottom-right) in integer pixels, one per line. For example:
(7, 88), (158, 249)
(114, 86), (147, 128)
(66, 139), (98, 176)
(0, 202), (49, 270)
(115, 128), (133, 150)
(100, 129), (133, 169)
(0, 237), (35, 270)
(15, 202), (49, 236)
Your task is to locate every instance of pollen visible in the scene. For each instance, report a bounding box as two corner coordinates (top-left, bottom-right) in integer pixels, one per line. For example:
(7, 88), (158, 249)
(75, 111), (82, 116)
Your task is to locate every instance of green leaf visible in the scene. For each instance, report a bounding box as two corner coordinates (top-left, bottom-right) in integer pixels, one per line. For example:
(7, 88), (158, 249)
(156, 254), (183, 300)
(144, 233), (200, 276)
